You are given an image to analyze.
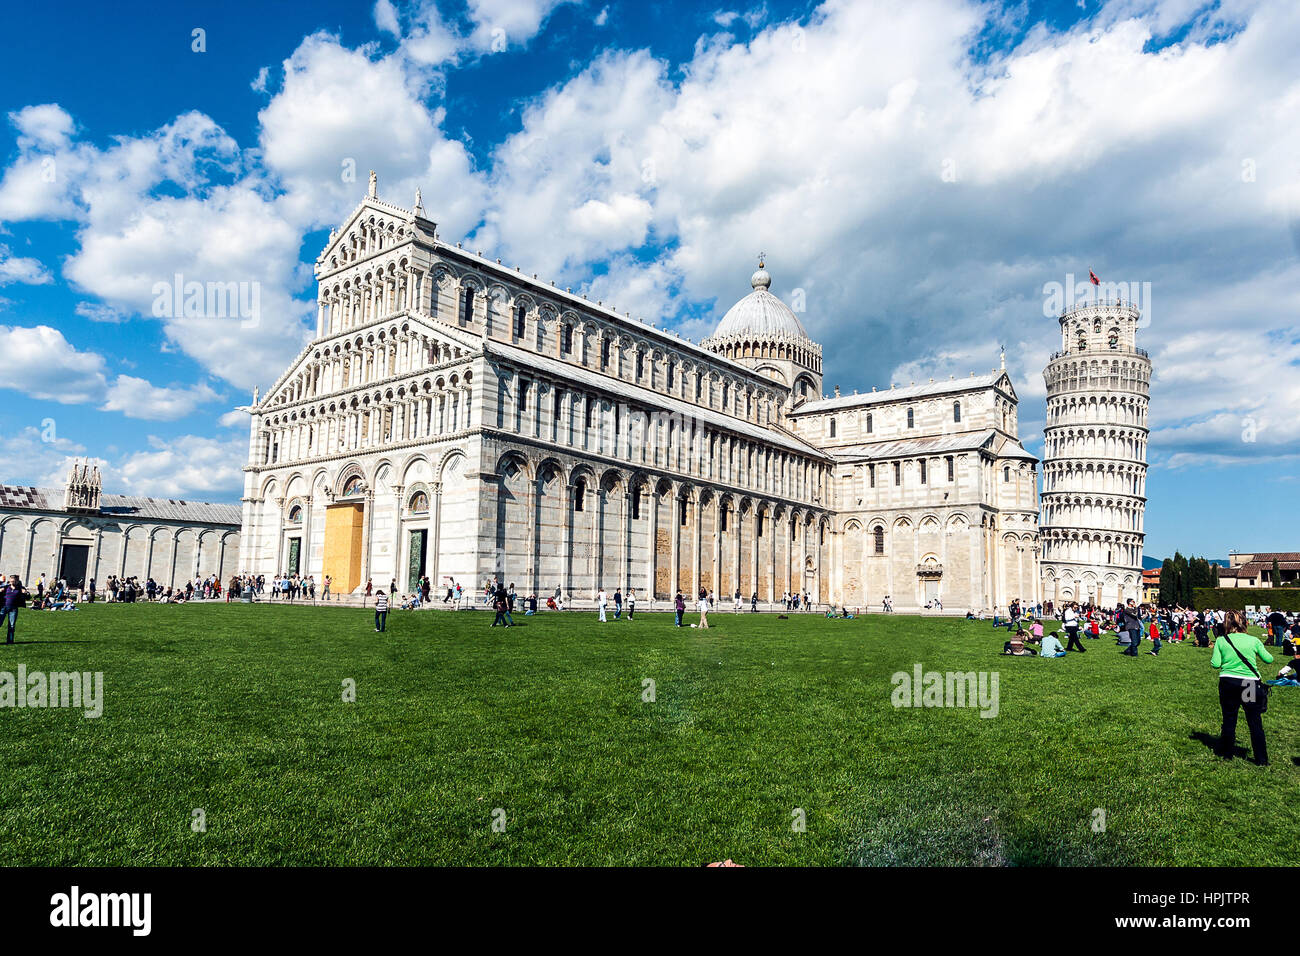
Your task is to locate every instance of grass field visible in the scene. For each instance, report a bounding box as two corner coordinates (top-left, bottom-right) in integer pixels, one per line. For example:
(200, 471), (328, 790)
(0, 602), (1295, 866)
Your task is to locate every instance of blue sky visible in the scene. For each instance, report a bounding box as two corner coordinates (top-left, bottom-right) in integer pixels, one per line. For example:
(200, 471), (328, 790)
(0, 0), (1296, 561)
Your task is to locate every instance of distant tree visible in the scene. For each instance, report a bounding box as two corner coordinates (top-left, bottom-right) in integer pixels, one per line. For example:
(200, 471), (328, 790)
(1159, 558), (1177, 606)
(1273, 557), (1283, 588)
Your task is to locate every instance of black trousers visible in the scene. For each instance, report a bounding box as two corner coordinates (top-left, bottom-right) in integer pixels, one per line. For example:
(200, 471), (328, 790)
(1218, 678), (1267, 763)
(1065, 628), (1086, 652)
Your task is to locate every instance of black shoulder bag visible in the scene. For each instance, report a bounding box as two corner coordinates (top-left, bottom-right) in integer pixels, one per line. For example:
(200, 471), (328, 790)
(1223, 634), (1269, 713)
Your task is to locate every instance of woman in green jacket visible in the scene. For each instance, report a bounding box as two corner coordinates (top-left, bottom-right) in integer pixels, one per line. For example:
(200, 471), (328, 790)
(1211, 609), (1273, 765)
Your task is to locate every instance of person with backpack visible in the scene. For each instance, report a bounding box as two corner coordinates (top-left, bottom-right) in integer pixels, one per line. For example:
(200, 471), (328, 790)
(1211, 609), (1272, 765)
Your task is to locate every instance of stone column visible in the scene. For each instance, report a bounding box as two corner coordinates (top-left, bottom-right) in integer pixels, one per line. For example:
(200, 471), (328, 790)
(393, 485), (405, 589)
(620, 490), (631, 591)
(272, 497), (285, 574)
(560, 482), (574, 600)
(360, 489), (375, 592)
(430, 482), (443, 595)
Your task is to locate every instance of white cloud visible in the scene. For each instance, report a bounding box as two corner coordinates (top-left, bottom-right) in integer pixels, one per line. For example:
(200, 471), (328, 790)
(0, 244), (52, 285)
(110, 433), (247, 498)
(0, 325), (220, 420)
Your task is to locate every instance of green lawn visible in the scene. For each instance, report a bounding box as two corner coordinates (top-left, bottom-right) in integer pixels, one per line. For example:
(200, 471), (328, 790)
(0, 602), (1294, 866)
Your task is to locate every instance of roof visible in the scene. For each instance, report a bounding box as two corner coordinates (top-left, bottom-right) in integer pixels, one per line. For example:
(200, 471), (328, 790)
(0, 485), (241, 526)
(709, 266), (809, 341)
(483, 340), (830, 459)
(826, 429), (999, 461)
(790, 373), (1011, 415)
(1223, 558), (1300, 578)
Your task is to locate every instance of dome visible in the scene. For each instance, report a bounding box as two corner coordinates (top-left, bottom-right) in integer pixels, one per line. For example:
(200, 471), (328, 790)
(710, 262), (809, 341)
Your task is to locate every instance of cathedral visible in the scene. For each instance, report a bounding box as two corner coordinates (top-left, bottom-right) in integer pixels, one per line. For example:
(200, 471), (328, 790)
(238, 178), (1140, 610)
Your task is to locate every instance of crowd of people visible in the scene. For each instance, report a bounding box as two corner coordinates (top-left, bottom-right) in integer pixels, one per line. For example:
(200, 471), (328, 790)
(985, 596), (1300, 767)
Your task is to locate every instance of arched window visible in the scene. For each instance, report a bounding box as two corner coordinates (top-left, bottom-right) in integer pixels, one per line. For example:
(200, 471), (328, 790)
(829, 418), (837, 438)
(408, 491), (429, 513)
(342, 476), (363, 496)
(573, 479), (585, 512)
(866, 413), (873, 433)
(513, 304), (526, 338)
(952, 401), (961, 423)
(906, 407), (914, 429)
(1003, 466), (1011, 482)
(1108, 328), (1119, 349)
(460, 286), (475, 325)
(873, 526), (885, 554)
(288, 505), (302, 524)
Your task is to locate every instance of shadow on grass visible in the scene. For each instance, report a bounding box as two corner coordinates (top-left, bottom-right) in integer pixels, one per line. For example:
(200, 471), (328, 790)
(3, 640), (94, 645)
(1190, 731), (1247, 759)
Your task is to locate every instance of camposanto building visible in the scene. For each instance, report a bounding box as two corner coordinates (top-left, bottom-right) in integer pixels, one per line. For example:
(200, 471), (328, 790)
(239, 178), (1046, 610)
(0, 463), (240, 590)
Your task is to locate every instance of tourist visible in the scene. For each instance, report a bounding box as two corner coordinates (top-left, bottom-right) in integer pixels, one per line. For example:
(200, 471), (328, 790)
(322, 575), (332, 601)
(597, 587), (608, 623)
(627, 588), (636, 620)
(491, 584), (513, 627)
(613, 588), (623, 620)
(750, 592), (758, 612)
(733, 589), (742, 613)
(698, 589), (710, 628)
(1148, 618), (1162, 656)
(1040, 631), (1067, 658)
(674, 591), (685, 627)
(526, 594), (537, 615)
(1120, 600), (1141, 656)
(1211, 609), (1272, 765)
(3, 576), (28, 644)
(1266, 609), (1288, 646)
(1062, 603), (1085, 652)
(374, 589), (389, 632)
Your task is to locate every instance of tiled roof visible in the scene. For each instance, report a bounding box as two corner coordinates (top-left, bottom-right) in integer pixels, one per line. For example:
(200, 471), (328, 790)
(790, 373), (1008, 415)
(829, 429), (1000, 461)
(0, 485), (240, 526)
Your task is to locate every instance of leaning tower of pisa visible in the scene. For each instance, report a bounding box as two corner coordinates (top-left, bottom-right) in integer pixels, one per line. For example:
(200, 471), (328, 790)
(1039, 299), (1150, 607)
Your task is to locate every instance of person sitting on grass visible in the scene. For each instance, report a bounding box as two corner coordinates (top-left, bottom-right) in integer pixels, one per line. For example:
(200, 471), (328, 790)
(546, 595), (558, 611)
(1003, 636), (1035, 656)
(1039, 632), (1067, 657)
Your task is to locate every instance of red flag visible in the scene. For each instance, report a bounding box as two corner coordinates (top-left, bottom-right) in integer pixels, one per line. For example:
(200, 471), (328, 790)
(1088, 269), (1100, 286)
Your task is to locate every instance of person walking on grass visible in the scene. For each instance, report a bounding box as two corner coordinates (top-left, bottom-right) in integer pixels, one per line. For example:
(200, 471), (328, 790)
(698, 589), (710, 629)
(490, 584), (513, 628)
(1212, 609), (1272, 765)
(1063, 604), (1086, 653)
(613, 588), (623, 620)
(374, 589), (389, 633)
(3, 576), (28, 644)
(626, 588), (636, 620)
(674, 590), (685, 627)
(597, 587), (608, 623)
